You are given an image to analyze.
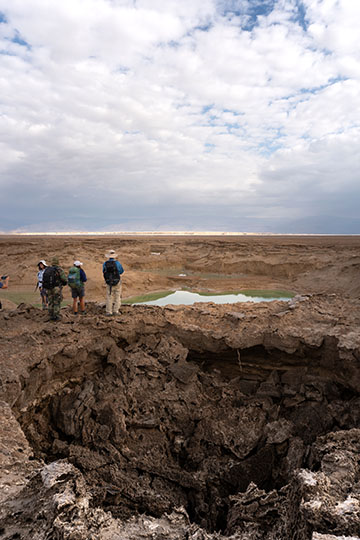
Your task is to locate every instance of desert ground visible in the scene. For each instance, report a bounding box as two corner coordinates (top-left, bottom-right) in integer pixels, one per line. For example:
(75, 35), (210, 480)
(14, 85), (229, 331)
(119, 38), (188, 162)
(0, 234), (360, 539)
(1, 234), (359, 308)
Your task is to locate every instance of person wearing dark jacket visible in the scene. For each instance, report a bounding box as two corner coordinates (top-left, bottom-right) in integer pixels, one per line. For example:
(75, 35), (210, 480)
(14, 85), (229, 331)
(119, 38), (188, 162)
(103, 249), (124, 316)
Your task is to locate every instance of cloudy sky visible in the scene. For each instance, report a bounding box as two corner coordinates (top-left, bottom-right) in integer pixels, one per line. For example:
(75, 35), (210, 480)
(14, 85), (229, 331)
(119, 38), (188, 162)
(1, 0), (359, 233)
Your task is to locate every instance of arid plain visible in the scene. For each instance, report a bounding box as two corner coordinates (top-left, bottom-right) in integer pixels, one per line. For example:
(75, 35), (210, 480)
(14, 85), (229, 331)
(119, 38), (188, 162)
(1, 234), (359, 307)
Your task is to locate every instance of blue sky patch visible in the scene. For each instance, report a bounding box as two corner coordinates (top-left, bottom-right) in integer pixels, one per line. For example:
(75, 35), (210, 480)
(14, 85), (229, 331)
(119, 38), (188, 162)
(224, 122), (241, 133)
(257, 128), (284, 157)
(218, 0), (310, 33)
(201, 104), (214, 114)
(12, 30), (31, 49)
(194, 21), (213, 33)
(218, 0), (277, 30)
(204, 142), (215, 153)
(223, 108), (244, 117)
(299, 76), (348, 97)
(293, 1), (308, 31)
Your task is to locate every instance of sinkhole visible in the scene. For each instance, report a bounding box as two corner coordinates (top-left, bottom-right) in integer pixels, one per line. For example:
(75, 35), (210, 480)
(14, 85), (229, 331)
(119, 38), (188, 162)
(16, 337), (360, 536)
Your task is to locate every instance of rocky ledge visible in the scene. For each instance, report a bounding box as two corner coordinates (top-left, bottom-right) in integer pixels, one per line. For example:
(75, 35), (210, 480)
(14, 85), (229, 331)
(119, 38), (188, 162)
(0, 294), (359, 539)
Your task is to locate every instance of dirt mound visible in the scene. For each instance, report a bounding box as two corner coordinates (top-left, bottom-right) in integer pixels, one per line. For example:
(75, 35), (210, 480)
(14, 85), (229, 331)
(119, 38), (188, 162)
(0, 294), (359, 539)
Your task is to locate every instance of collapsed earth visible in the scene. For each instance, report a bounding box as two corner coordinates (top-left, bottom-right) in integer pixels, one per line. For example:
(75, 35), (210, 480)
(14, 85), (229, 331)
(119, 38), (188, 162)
(0, 234), (359, 540)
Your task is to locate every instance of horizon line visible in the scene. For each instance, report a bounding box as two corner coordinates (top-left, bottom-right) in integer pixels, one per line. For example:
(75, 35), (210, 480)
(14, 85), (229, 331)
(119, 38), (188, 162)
(1, 231), (360, 237)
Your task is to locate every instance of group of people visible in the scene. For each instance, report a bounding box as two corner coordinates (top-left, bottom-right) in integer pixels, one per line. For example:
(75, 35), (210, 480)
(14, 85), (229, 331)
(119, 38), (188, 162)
(1, 249), (124, 321)
(36, 257), (88, 320)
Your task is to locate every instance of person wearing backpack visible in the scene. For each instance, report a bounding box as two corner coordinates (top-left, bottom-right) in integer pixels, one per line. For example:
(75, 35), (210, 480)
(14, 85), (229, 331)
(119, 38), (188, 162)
(103, 249), (124, 316)
(68, 260), (87, 315)
(43, 256), (67, 321)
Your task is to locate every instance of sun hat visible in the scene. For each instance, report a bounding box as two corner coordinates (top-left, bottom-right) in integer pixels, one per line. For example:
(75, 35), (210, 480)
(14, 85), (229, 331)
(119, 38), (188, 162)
(73, 260), (83, 267)
(38, 260), (47, 267)
(51, 256), (59, 265)
(105, 249), (118, 259)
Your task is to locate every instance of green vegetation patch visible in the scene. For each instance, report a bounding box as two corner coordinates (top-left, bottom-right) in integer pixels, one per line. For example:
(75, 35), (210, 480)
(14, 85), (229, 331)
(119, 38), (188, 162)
(238, 289), (294, 298)
(1, 290), (70, 308)
(180, 288), (294, 298)
(123, 291), (173, 304)
(1, 290), (42, 306)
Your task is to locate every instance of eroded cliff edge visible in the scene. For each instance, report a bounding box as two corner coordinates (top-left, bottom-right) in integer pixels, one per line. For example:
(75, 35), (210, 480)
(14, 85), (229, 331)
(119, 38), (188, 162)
(0, 295), (359, 539)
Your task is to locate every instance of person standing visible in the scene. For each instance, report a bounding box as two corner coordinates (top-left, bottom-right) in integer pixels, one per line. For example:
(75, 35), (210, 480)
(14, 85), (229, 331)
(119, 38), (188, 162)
(36, 260), (48, 310)
(43, 256), (67, 321)
(0, 275), (9, 290)
(103, 249), (124, 316)
(68, 260), (87, 315)
(0, 275), (9, 310)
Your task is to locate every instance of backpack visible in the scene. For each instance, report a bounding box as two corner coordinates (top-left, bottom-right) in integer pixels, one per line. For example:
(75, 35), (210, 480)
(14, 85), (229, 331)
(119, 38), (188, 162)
(103, 260), (120, 286)
(68, 266), (81, 289)
(42, 266), (60, 289)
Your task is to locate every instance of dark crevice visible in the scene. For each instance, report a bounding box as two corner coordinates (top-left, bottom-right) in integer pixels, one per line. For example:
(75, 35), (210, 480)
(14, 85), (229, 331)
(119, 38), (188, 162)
(16, 341), (360, 536)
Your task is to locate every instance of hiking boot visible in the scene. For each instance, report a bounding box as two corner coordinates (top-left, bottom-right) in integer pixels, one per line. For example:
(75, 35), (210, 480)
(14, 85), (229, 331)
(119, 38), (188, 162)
(105, 313), (113, 317)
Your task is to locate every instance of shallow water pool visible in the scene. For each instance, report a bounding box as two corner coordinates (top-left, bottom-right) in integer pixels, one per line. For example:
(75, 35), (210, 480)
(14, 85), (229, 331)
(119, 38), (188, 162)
(132, 289), (294, 306)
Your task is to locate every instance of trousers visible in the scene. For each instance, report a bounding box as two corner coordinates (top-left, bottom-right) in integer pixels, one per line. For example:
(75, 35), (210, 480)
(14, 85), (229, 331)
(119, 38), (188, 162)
(106, 282), (122, 314)
(47, 286), (63, 319)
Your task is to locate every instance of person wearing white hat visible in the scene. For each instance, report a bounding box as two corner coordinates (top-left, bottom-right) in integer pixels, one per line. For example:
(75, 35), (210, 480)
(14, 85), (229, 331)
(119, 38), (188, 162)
(67, 260), (87, 315)
(103, 249), (124, 316)
(36, 260), (48, 310)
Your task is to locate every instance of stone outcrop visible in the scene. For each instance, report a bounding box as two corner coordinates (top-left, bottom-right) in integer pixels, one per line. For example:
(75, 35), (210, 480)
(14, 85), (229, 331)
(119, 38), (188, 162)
(0, 294), (359, 539)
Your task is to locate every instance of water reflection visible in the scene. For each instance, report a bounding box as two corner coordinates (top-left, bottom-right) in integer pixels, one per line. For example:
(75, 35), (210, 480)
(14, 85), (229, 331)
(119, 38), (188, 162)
(134, 290), (292, 306)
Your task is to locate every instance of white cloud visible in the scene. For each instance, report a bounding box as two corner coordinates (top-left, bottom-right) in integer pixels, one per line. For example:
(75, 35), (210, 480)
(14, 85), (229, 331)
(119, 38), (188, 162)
(306, 0), (360, 54)
(0, 0), (359, 231)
